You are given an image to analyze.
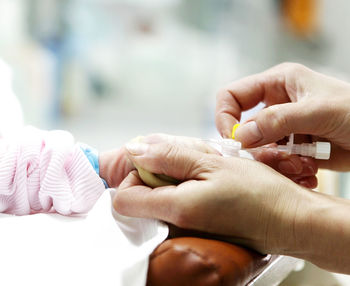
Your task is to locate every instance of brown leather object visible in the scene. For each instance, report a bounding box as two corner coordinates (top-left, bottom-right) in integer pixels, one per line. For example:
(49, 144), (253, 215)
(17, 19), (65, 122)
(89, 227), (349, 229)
(147, 237), (271, 286)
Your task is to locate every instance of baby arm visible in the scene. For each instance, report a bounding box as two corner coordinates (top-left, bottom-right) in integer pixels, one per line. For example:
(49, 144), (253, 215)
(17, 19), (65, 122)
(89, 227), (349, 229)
(0, 126), (106, 215)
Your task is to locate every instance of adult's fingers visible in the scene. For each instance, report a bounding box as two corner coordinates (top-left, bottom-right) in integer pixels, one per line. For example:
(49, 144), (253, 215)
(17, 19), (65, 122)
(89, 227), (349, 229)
(254, 149), (317, 175)
(235, 99), (326, 147)
(142, 133), (219, 155)
(215, 89), (241, 138)
(291, 175), (318, 189)
(253, 148), (318, 186)
(114, 170), (179, 220)
(215, 63), (305, 138)
(124, 141), (216, 181)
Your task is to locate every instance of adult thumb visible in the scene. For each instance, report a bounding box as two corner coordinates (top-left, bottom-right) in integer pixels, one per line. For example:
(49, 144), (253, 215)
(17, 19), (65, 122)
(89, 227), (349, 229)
(235, 102), (319, 147)
(124, 141), (208, 182)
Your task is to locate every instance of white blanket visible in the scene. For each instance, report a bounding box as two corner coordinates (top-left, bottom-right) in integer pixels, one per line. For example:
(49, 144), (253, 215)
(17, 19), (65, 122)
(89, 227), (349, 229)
(0, 190), (169, 286)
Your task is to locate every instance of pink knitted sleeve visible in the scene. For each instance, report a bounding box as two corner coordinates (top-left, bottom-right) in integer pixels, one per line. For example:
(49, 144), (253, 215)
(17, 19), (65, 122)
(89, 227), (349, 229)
(0, 126), (105, 215)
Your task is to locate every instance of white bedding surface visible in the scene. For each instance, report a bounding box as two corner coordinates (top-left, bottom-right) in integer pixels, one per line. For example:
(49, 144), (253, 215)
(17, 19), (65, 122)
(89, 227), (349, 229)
(0, 190), (168, 286)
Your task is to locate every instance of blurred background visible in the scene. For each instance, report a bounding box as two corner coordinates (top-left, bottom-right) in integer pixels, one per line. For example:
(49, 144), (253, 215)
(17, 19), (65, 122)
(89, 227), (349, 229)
(1, 0), (340, 148)
(1, 0), (350, 283)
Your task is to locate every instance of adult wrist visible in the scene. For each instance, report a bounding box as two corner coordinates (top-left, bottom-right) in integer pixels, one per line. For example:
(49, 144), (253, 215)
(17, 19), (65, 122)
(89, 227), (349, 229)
(294, 192), (350, 273)
(265, 182), (314, 256)
(272, 185), (350, 273)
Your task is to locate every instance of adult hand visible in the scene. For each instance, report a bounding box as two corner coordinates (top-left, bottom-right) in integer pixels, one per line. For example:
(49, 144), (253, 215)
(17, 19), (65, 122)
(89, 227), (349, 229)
(216, 63), (350, 172)
(114, 140), (350, 273)
(99, 133), (218, 188)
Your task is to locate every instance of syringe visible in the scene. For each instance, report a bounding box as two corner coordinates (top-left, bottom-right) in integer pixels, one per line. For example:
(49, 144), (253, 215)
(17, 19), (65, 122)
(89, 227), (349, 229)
(206, 134), (331, 160)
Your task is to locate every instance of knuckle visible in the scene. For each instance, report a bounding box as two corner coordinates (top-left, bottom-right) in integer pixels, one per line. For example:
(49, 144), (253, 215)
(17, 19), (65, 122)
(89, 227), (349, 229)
(162, 143), (179, 162)
(158, 145), (172, 171)
(290, 63), (307, 75)
(285, 62), (308, 77)
(278, 62), (304, 72)
(262, 106), (291, 135)
(272, 62), (308, 80)
(162, 144), (201, 178)
(159, 143), (183, 173)
(216, 87), (228, 100)
(275, 62), (293, 70)
(216, 88), (234, 108)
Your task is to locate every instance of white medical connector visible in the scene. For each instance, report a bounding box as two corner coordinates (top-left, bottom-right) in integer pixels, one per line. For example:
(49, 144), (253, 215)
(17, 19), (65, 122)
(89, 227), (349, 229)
(206, 134), (331, 160)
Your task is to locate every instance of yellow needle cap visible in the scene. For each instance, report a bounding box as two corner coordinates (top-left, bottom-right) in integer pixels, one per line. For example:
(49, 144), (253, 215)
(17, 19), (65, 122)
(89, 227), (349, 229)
(231, 124), (240, 140)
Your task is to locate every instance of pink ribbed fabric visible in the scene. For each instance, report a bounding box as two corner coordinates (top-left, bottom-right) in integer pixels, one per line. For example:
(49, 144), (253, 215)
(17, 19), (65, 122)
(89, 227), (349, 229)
(0, 126), (105, 215)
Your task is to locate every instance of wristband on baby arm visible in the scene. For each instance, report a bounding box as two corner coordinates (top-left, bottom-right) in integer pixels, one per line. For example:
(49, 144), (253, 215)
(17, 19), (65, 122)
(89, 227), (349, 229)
(79, 143), (109, 188)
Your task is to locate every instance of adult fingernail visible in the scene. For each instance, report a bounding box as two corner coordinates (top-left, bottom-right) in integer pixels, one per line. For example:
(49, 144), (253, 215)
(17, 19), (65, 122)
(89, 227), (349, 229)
(125, 142), (149, 155)
(278, 160), (299, 174)
(235, 121), (263, 145)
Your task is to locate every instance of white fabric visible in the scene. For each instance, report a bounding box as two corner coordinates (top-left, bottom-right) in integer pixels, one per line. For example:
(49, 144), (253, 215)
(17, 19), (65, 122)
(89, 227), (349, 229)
(0, 58), (169, 285)
(0, 190), (169, 286)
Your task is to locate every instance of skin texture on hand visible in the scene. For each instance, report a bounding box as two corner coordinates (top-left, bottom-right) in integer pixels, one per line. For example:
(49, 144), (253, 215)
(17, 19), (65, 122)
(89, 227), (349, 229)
(216, 63), (350, 171)
(98, 134), (219, 189)
(131, 136), (180, 188)
(98, 132), (316, 190)
(114, 140), (350, 274)
(130, 134), (316, 189)
(98, 147), (135, 188)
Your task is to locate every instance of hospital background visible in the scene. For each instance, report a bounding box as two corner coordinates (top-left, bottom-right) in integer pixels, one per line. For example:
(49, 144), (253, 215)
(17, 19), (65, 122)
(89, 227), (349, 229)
(0, 0), (350, 284)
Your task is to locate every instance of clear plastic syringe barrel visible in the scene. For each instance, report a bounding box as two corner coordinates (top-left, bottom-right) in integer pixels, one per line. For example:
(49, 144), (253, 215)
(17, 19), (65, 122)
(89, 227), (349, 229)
(277, 143), (315, 157)
(277, 142), (330, 159)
